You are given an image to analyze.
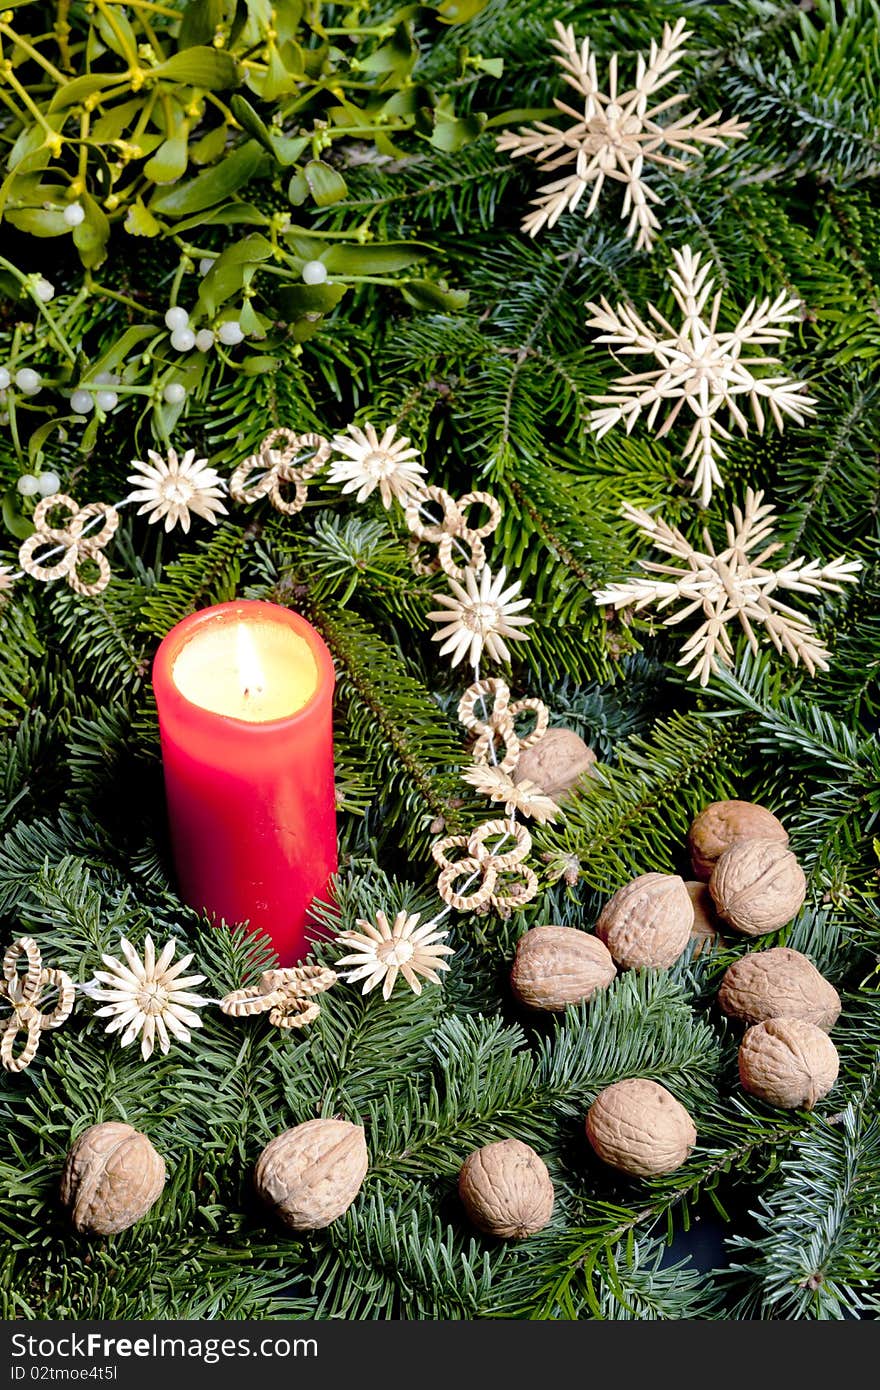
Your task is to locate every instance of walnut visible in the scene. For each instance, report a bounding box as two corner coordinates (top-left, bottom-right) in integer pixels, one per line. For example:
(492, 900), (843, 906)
(458, 1138), (554, 1239)
(513, 728), (596, 802)
(709, 839), (806, 935)
(60, 1122), (166, 1236)
(687, 800), (788, 880)
(596, 873), (693, 970)
(586, 1079), (696, 1177)
(254, 1118), (368, 1231)
(684, 880), (722, 956)
(719, 947), (841, 1030)
(738, 1019), (839, 1109)
(510, 925), (616, 1012)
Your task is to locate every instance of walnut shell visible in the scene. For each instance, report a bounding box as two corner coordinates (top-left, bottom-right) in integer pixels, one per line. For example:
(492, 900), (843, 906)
(687, 800), (788, 880)
(709, 839), (806, 935)
(685, 881), (723, 956)
(719, 947), (841, 1031)
(512, 728), (596, 802)
(60, 1122), (166, 1235)
(586, 1079), (697, 1177)
(458, 1138), (554, 1239)
(596, 873), (693, 970)
(510, 925), (616, 1012)
(738, 1019), (839, 1109)
(254, 1118), (368, 1231)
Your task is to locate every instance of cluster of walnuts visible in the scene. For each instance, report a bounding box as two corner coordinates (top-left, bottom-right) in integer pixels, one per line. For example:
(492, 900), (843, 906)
(458, 1077), (698, 1242)
(57, 808), (839, 1245)
(486, 798), (842, 1202)
(510, 800), (810, 1020)
(691, 800), (841, 1111)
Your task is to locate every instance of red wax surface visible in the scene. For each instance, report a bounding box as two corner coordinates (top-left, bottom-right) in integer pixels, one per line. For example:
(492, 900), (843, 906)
(152, 600), (337, 965)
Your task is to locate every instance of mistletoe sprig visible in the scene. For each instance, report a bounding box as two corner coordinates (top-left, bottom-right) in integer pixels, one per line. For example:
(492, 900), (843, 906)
(0, 1), (490, 503)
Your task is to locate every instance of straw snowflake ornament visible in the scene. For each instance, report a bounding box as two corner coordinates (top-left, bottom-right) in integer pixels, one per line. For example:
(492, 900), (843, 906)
(594, 489), (862, 685)
(586, 246), (815, 507)
(498, 19), (747, 247)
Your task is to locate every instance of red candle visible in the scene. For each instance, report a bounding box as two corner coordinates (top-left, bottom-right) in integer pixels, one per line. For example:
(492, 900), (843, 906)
(152, 599), (337, 965)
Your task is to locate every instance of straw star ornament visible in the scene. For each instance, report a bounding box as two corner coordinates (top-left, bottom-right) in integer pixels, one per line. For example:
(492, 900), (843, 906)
(586, 246), (816, 507)
(461, 764), (559, 824)
(594, 490), (861, 685)
(498, 19), (747, 247)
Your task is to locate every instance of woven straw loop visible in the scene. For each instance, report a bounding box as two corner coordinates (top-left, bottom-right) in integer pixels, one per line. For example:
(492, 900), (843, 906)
(269, 998), (321, 1030)
(0, 937), (75, 1073)
(3, 937), (42, 1000)
(431, 834), (472, 875)
(405, 486), (459, 544)
(0, 1015), (41, 1073)
(471, 717), (520, 776)
(508, 696), (549, 749)
(437, 857), (497, 912)
(229, 451), (275, 505)
(31, 494), (80, 542)
(488, 863), (539, 917)
(455, 491), (502, 541)
(458, 678), (511, 731)
(68, 501), (119, 550)
(267, 473), (308, 516)
(437, 531), (486, 582)
(469, 819), (532, 870)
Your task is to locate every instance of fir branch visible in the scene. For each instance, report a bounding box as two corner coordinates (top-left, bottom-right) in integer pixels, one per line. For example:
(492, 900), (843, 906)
(138, 525), (245, 639)
(536, 710), (746, 889)
(725, 1074), (880, 1319)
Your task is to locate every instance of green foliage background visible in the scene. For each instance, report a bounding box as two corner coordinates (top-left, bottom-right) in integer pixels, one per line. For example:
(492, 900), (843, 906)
(1, 0), (879, 1320)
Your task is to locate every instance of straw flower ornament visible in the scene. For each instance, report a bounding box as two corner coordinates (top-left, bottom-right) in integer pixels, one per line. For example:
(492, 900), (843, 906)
(126, 448), (228, 533)
(427, 565), (534, 667)
(335, 910), (454, 1000)
(90, 935), (210, 1060)
(328, 422), (427, 508)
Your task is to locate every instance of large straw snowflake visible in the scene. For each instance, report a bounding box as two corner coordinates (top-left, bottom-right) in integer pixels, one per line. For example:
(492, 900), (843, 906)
(586, 247), (816, 507)
(594, 490), (861, 685)
(497, 19), (747, 247)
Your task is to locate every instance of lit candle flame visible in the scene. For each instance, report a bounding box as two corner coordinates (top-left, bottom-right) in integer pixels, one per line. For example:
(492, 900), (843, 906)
(236, 623), (265, 701)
